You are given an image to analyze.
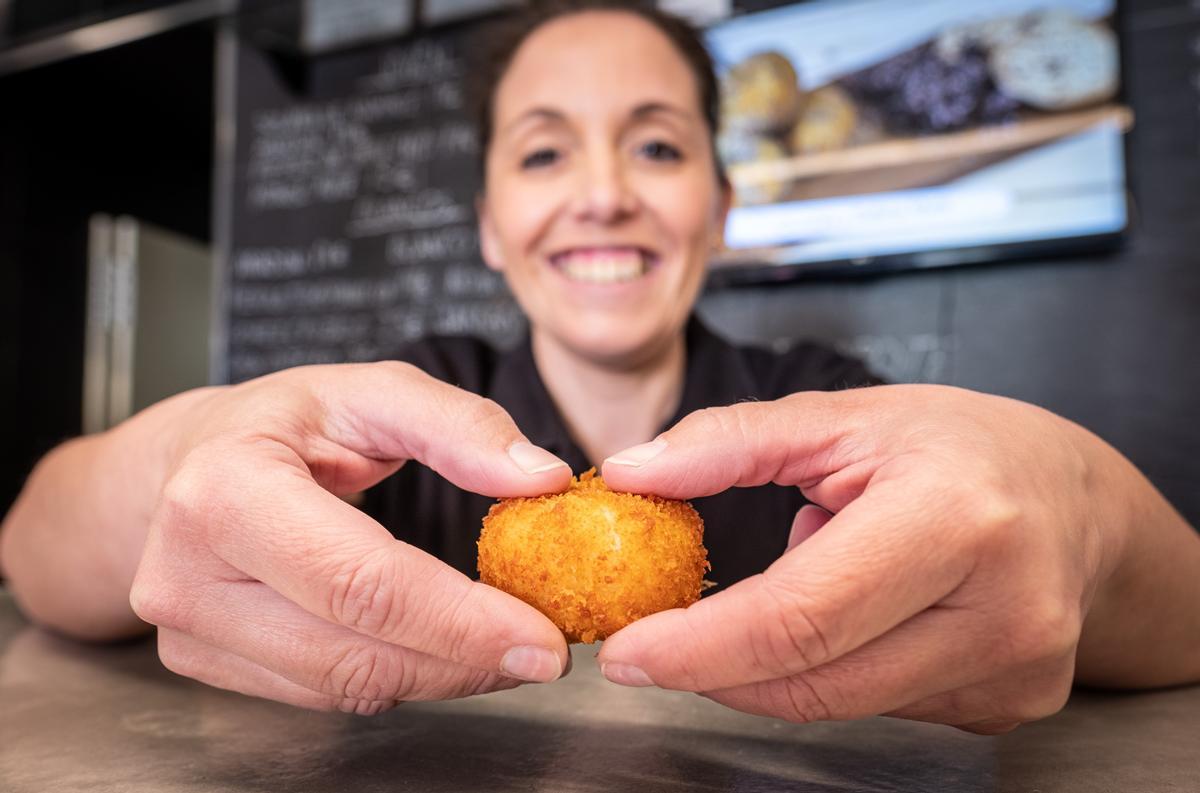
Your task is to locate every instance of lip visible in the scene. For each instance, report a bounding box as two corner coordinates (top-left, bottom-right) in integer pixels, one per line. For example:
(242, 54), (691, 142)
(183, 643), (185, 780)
(544, 245), (664, 289)
(546, 245), (661, 268)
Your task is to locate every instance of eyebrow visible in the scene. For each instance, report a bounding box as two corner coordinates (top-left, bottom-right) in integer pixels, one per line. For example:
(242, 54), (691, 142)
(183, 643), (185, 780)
(629, 101), (694, 123)
(499, 101), (696, 138)
(499, 107), (566, 138)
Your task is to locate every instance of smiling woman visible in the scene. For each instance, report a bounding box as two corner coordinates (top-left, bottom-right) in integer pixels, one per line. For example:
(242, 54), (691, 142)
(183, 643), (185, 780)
(359, 0), (883, 581)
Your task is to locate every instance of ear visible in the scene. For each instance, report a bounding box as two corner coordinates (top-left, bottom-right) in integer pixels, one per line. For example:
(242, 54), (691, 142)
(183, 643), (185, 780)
(712, 175), (734, 251)
(476, 192), (505, 272)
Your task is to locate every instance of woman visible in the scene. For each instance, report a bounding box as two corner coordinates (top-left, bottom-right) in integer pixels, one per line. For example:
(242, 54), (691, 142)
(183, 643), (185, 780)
(367, 0), (879, 587)
(2, 0), (1198, 729)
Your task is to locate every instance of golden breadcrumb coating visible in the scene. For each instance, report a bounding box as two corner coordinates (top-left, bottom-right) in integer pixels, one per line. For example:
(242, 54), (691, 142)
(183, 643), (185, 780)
(478, 469), (709, 643)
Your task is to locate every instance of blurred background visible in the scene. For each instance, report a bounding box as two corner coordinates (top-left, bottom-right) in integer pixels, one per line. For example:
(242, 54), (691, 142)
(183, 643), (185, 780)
(1, 0), (1197, 525)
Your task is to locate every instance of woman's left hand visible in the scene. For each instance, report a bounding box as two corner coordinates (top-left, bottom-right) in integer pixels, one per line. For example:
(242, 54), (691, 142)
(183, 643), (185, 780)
(597, 385), (1200, 733)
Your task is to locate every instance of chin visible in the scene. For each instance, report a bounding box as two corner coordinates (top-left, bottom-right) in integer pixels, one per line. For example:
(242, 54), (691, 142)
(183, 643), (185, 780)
(553, 317), (678, 368)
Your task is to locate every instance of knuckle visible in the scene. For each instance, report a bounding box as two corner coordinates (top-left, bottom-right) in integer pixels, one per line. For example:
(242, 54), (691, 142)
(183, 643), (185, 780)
(350, 360), (425, 402)
(985, 673), (1072, 726)
(1008, 598), (1081, 666)
(1017, 674), (1073, 722)
(330, 696), (401, 716)
(157, 464), (215, 534)
(678, 406), (732, 439)
(328, 552), (475, 661)
(755, 575), (834, 674)
(962, 665), (1075, 727)
(156, 447), (245, 545)
(467, 671), (522, 697)
(156, 633), (198, 679)
(956, 487), (1023, 546)
(974, 492), (1023, 535)
(326, 550), (399, 637)
(459, 396), (513, 440)
(698, 402), (765, 440)
(128, 581), (166, 626)
(127, 574), (156, 623)
(418, 577), (483, 664)
(374, 359), (423, 384)
(129, 578), (192, 631)
(774, 675), (837, 724)
(320, 644), (406, 702)
(673, 404), (777, 488)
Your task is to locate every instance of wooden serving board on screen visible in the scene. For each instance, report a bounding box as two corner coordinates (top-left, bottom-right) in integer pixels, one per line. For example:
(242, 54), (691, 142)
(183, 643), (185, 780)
(729, 104), (1134, 204)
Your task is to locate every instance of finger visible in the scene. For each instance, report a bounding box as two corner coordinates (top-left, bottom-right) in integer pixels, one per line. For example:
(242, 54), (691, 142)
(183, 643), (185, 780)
(883, 657), (1074, 730)
(158, 628), (523, 714)
(601, 391), (887, 505)
(787, 505), (833, 551)
(698, 609), (1071, 731)
(598, 478), (974, 692)
(158, 627), (403, 714)
(304, 362), (573, 498)
(140, 451), (571, 682)
(692, 606), (1003, 723)
(152, 578), (541, 705)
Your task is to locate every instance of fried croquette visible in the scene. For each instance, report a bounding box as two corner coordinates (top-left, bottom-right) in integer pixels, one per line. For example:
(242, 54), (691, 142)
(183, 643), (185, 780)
(478, 469), (709, 643)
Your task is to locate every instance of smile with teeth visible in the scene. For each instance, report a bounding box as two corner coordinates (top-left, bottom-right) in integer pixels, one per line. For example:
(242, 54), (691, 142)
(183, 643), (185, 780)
(550, 247), (656, 284)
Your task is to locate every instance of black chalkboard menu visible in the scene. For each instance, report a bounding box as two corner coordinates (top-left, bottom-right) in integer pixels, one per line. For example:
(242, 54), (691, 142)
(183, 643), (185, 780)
(222, 25), (523, 384)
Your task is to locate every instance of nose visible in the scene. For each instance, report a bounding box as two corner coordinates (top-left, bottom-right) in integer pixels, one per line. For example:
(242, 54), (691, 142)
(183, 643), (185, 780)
(570, 147), (638, 223)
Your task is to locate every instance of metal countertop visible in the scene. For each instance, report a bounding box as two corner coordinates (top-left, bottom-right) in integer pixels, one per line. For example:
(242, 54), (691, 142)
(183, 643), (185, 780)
(2, 590), (1197, 792)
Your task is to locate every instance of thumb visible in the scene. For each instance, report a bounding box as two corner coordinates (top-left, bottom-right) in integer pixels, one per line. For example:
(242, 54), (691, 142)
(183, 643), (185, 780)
(600, 392), (874, 506)
(311, 362), (572, 498)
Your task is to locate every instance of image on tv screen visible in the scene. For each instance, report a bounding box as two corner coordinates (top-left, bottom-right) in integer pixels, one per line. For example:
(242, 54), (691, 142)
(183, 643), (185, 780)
(706, 0), (1128, 276)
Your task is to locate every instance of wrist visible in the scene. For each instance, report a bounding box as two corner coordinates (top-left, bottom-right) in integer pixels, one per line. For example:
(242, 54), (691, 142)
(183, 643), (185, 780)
(1066, 420), (1200, 687)
(119, 385), (228, 484)
(1061, 420), (1133, 599)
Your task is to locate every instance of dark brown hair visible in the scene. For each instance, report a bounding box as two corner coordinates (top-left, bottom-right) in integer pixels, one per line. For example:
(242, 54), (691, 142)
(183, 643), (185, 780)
(467, 0), (725, 183)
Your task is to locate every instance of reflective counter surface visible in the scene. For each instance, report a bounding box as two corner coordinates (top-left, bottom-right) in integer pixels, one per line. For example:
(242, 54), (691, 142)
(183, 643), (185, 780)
(2, 590), (1198, 792)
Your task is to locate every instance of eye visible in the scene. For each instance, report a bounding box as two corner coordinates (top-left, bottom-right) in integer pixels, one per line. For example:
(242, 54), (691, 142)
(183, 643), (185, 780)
(521, 148), (560, 169)
(637, 140), (682, 162)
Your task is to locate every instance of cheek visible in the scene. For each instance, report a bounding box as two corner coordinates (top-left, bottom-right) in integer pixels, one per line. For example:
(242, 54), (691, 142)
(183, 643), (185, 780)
(489, 180), (564, 262)
(642, 173), (722, 257)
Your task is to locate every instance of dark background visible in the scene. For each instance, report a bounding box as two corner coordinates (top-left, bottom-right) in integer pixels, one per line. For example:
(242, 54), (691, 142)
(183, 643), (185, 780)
(0, 23), (214, 512)
(1, 0), (1197, 528)
(3, 1), (183, 41)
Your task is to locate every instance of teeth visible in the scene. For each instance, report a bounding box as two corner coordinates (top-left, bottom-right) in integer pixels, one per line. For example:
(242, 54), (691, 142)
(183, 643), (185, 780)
(557, 249), (649, 284)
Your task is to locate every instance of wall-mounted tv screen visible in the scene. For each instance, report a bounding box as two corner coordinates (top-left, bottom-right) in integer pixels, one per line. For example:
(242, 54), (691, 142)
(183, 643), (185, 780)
(705, 0), (1128, 279)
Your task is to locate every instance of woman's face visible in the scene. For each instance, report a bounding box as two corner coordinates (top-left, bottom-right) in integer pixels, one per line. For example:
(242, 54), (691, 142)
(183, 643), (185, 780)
(480, 11), (729, 367)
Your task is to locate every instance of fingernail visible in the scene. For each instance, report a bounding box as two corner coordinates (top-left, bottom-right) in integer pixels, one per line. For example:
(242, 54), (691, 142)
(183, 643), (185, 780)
(604, 439), (667, 468)
(500, 646), (563, 683)
(507, 442), (569, 475)
(601, 662), (654, 687)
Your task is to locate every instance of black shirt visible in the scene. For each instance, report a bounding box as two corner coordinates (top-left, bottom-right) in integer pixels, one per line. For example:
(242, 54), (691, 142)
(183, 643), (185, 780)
(363, 317), (882, 591)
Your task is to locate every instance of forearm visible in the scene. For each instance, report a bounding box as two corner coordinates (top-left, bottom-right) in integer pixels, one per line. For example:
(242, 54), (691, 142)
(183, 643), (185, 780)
(0, 387), (223, 641)
(1074, 430), (1200, 688)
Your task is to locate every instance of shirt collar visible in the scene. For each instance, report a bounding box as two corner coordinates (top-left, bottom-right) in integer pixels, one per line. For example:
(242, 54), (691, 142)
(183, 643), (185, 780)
(488, 315), (756, 470)
(667, 315), (758, 428)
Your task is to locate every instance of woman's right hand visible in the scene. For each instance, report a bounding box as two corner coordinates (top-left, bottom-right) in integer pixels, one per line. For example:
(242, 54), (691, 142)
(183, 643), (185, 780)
(129, 361), (573, 713)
